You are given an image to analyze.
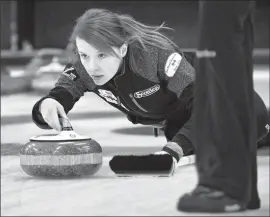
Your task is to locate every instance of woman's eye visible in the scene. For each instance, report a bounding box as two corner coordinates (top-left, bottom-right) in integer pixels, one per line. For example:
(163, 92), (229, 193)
(98, 53), (106, 58)
(80, 54), (88, 59)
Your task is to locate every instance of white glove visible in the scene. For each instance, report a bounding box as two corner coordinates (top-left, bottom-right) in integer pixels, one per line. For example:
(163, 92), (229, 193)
(154, 150), (178, 176)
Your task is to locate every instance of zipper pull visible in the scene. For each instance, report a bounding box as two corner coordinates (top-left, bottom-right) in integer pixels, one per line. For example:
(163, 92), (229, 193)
(129, 93), (148, 113)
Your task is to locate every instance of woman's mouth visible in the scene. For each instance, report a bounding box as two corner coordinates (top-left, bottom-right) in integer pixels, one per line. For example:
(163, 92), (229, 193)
(92, 75), (103, 80)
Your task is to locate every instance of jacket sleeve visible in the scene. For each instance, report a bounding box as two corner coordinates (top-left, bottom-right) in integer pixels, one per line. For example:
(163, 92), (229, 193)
(157, 49), (195, 155)
(32, 63), (90, 129)
(158, 48), (195, 99)
(170, 113), (194, 155)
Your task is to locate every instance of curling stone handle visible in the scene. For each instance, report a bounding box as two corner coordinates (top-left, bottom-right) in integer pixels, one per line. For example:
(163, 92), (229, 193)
(59, 117), (73, 131)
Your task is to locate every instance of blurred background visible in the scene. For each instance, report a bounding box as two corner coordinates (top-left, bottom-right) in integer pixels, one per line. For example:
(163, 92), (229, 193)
(1, 0), (269, 96)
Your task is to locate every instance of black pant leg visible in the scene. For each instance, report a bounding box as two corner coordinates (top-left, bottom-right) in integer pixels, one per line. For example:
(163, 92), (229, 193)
(193, 1), (256, 203)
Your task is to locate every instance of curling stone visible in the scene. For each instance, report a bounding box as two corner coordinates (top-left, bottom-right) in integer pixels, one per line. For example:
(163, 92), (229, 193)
(20, 118), (102, 177)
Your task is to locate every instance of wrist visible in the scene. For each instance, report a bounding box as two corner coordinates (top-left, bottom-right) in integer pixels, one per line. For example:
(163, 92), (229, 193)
(162, 141), (184, 162)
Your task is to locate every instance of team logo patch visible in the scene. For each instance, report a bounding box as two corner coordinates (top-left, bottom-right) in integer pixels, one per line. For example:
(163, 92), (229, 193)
(164, 53), (182, 77)
(62, 65), (79, 81)
(134, 84), (160, 99)
(98, 89), (119, 105)
(97, 89), (129, 111)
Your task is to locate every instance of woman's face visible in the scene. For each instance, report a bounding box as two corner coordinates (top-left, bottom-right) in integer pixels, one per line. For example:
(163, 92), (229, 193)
(76, 37), (123, 85)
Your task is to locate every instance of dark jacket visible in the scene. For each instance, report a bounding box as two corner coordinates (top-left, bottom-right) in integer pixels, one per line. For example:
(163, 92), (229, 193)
(32, 44), (195, 153)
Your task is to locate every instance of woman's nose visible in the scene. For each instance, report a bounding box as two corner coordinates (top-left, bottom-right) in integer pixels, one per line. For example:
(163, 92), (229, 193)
(88, 60), (99, 72)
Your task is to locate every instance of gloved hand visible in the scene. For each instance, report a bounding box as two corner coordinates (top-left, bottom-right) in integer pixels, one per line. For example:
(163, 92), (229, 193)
(153, 141), (184, 176)
(160, 141), (184, 162)
(109, 141), (183, 177)
(153, 150), (178, 176)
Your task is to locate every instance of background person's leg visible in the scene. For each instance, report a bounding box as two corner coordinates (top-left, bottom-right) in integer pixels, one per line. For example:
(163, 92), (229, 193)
(178, 1), (257, 212)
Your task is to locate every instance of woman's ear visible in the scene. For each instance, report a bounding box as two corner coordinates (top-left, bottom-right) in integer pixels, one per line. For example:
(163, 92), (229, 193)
(120, 43), (128, 57)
